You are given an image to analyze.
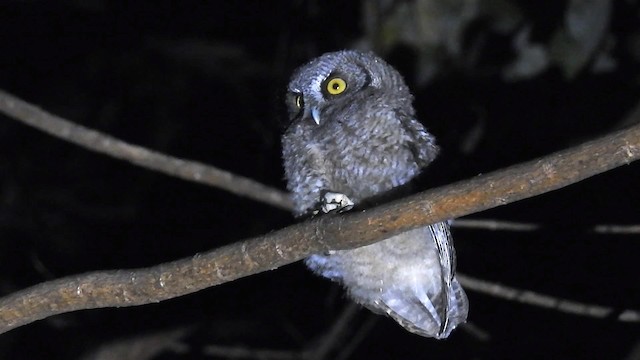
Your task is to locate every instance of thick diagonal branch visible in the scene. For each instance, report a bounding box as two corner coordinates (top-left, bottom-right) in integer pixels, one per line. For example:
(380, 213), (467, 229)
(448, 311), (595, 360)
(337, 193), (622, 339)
(0, 109), (639, 333)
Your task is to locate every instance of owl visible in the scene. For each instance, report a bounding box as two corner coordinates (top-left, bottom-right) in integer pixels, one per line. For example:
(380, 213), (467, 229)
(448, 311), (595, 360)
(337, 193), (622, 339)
(281, 50), (468, 338)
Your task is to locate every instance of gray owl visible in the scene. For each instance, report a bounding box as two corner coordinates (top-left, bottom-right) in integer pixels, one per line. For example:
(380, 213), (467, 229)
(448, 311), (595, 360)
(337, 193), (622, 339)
(282, 50), (468, 338)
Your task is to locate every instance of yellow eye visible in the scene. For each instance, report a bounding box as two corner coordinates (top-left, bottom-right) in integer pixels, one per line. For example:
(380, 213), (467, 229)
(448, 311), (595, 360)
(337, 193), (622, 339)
(326, 77), (347, 95)
(295, 94), (303, 109)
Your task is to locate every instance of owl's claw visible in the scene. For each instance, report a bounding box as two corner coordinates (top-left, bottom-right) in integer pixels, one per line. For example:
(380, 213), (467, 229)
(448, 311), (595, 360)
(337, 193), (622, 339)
(320, 191), (354, 214)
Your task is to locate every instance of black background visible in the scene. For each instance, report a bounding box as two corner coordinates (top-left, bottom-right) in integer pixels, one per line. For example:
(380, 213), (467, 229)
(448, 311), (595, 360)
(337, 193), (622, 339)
(0, 1), (639, 359)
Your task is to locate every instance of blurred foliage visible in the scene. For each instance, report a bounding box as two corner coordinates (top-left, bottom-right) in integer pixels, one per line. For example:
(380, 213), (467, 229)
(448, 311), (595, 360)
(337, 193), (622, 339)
(359, 0), (619, 82)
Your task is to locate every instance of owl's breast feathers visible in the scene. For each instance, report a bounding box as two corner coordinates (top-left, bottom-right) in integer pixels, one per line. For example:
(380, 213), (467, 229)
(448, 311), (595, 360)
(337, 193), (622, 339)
(283, 95), (435, 213)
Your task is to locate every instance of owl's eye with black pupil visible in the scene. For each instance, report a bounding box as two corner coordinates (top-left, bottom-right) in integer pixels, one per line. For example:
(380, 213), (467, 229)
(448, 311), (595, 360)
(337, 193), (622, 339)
(295, 94), (303, 109)
(326, 77), (347, 95)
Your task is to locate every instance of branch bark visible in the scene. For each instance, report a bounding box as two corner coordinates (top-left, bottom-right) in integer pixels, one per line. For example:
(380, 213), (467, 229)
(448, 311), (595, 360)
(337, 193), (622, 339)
(0, 92), (639, 333)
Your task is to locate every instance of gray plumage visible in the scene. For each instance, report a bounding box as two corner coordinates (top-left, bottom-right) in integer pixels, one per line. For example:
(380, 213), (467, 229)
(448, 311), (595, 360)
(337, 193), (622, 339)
(282, 50), (468, 338)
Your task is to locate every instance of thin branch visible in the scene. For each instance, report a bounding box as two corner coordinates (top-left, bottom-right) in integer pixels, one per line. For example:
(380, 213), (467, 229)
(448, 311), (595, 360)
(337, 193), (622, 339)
(2, 89), (638, 234)
(0, 89), (293, 211)
(333, 315), (378, 360)
(203, 345), (300, 360)
(455, 219), (640, 234)
(459, 322), (491, 342)
(80, 327), (191, 360)
(452, 218), (541, 232)
(458, 274), (640, 322)
(624, 338), (640, 360)
(0, 103), (638, 333)
(593, 224), (640, 234)
(305, 303), (360, 360)
(202, 304), (365, 360)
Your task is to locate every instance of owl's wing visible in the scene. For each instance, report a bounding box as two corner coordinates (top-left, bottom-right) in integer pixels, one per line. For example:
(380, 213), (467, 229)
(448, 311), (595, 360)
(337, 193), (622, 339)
(401, 116), (439, 167)
(429, 222), (469, 338)
(369, 222), (468, 339)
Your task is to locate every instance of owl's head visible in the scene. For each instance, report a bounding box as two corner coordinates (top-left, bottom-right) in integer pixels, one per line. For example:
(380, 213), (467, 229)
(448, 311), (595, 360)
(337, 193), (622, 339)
(285, 50), (413, 126)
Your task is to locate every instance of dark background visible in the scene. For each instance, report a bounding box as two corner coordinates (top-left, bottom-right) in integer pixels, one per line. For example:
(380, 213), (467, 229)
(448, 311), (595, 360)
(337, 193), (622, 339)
(1, 1), (639, 359)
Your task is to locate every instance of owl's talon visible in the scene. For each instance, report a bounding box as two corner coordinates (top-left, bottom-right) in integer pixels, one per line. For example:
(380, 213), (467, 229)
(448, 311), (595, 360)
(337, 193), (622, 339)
(321, 191), (354, 213)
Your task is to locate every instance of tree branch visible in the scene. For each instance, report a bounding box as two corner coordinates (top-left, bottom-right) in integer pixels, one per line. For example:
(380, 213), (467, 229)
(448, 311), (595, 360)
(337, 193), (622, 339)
(0, 90), (639, 333)
(457, 274), (640, 322)
(0, 89), (293, 211)
(454, 219), (640, 234)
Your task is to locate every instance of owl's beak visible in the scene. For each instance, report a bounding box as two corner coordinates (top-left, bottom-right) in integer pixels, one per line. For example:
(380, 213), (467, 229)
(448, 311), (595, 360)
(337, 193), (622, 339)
(311, 107), (321, 125)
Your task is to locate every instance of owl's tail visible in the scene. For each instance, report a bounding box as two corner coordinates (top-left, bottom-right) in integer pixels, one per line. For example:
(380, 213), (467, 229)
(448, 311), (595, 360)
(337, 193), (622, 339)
(443, 277), (469, 337)
(373, 275), (468, 339)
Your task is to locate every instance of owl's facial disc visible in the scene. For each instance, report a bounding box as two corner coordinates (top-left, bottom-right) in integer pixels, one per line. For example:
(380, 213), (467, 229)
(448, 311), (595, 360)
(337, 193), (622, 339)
(289, 57), (362, 127)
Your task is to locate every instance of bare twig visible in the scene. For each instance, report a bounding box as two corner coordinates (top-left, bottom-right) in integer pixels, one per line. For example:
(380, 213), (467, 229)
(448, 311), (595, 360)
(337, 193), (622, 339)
(203, 345), (300, 360)
(458, 274), (640, 322)
(624, 338), (640, 360)
(0, 89), (293, 211)
(334, 315), (378, 360)
(593, 224), (640, 234)
(80, 327), (191, 360)
(452, 218), (540, 231)
(305, 303), (360, 360)
(201, 304), (366, 360)
(459, 322), (491, 342)
(454, 218), (640, 234)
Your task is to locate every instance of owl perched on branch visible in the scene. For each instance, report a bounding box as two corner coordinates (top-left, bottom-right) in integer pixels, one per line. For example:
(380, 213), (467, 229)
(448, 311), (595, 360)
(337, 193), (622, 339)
(282, 50), (468, 338)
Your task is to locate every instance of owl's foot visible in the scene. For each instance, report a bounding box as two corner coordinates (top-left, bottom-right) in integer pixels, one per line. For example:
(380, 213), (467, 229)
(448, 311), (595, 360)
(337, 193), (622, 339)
(319, 191), (354, 214)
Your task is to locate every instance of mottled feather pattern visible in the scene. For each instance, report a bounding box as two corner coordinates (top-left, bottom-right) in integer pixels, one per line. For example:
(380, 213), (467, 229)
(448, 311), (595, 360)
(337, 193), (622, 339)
(282, 50), (468, 338)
